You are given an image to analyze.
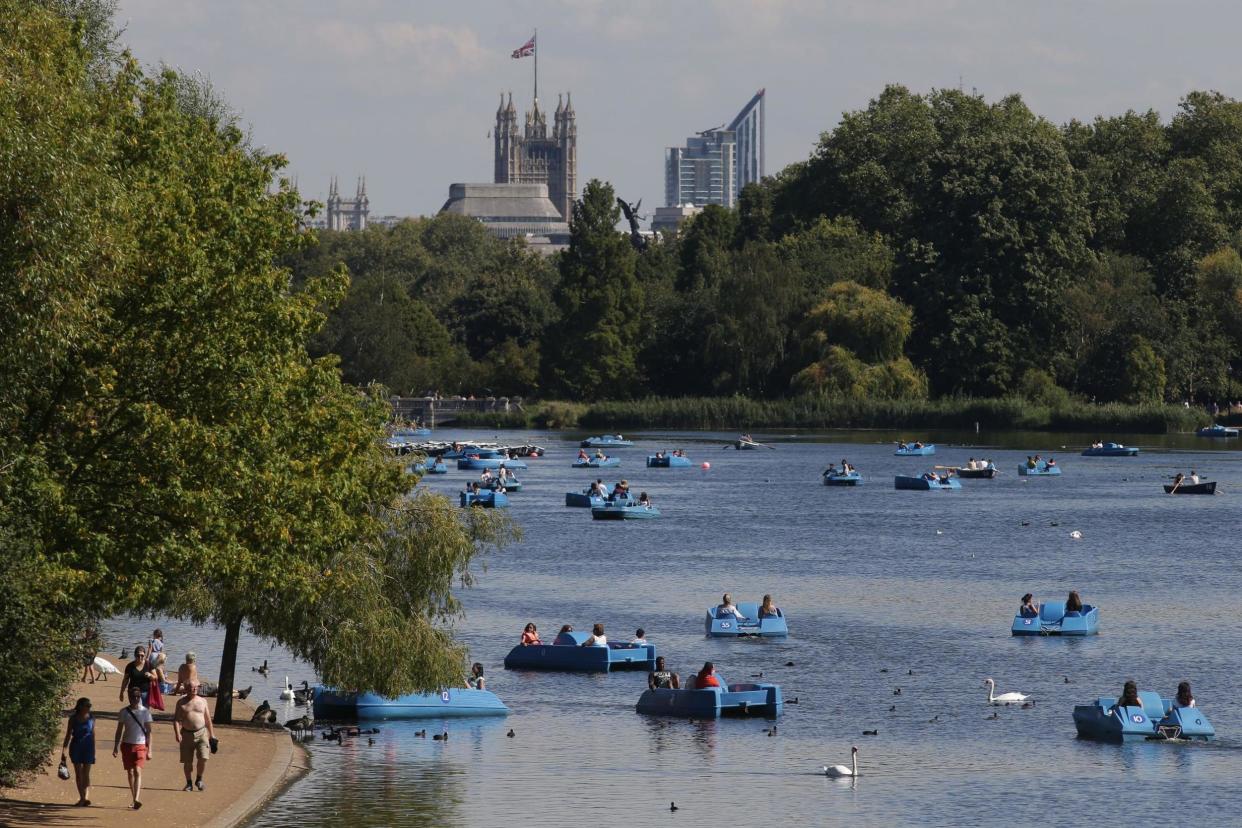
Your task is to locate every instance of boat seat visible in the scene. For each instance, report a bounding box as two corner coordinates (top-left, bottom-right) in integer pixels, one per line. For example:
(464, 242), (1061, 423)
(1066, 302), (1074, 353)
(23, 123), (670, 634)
(1137, 691), (1167, 720)
(1039, 601), (1066, 622)
(554, 631), (590, 646)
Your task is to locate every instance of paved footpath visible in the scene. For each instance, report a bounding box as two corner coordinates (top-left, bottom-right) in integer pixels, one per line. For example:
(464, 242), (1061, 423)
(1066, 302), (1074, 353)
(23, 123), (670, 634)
(0, 657), (304, 828)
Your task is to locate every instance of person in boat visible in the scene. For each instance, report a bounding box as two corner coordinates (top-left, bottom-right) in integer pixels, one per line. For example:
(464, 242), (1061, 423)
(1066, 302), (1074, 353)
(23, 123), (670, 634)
(1112, 680), (1141, 712)
(1190, 470), (1200, 484)
(898, 440), (908, 451)
(758, 594), (780, 618)
(922, 472), (938, 482)
(655, 450), (665, 459)
(479, 468), (493, 482)
(694, 662), (721, 689)
(466, 663), (485, 690)
(577, 448), (589, 461)
(592, 479), (608, 498)
(497, 464), (509, 482)
(823, 463), (838, 477)
(594, 449), (606, 460)
(1045, 458), (1057, 468)
(914, 441), (924, 449)
(520, 623), (541, 646)
(580, 623), (607, 647)
(1171, 472), (1186, 489)
(716, 593), (745, 619)
(1065, 590), (1084, 614)
(1019, 593), (1039, 618)
(631, 628), (648, 645)
(1174, 681), (1195, 709)
(638, 491), (653, 508)
(648, 656), (680, 690)
(1026, 456), (1037, 469)
(840, 459), (853, 473)
(611, 480), (630, 500)
(557, 624), (573, 638)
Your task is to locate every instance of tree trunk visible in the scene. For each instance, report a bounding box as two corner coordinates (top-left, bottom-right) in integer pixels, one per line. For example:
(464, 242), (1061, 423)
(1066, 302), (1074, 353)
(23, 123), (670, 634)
(213, 617), (242, 725)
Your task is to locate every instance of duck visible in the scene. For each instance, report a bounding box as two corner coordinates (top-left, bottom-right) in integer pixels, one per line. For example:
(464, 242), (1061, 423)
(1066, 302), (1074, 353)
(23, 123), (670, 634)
(984, 677), (1030, 705)
(670, 802), (679, 812)
(252, 659), (269, 675)
(368, 737), (375, 745)
(1069, 530), (1083, 540)
(432, 731), (448, 741)
(414, 729), (426, 738)
(507, 729), (515, 738)
(987, 712), (999, 720)
(250, 700), (272, 723)
(823, 746), (859, 778)
(292, 681), (313, 705)
(120, 648), (129, 660)
(283, 715), (312, 738)
(893, 688), (901, 696)
(279, 677), (294, 701)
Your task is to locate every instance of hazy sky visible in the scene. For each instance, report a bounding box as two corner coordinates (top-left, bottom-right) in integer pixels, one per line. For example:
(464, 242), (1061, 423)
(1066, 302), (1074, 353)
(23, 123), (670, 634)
(115, 0), (1242, 216)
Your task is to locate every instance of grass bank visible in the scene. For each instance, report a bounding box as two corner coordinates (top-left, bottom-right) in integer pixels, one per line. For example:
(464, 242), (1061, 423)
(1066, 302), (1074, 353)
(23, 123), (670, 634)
(452, 396), (1210, 435)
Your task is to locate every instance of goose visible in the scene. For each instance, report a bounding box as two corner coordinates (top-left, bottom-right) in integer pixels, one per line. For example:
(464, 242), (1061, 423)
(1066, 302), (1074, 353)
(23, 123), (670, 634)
(823, 746), (859, 778)
(984, 678), (1029, 705)
(279, 677), (294, 701)
(253, 659), (269, 675)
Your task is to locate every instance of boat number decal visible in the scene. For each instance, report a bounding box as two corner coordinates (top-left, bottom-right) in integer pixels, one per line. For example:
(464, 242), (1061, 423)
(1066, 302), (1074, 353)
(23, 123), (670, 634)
(1023, 619), (1033, 625)
(440, 691), (451, 703)
(720, 621), (732, 629)
(1131, 714), (1145, 723)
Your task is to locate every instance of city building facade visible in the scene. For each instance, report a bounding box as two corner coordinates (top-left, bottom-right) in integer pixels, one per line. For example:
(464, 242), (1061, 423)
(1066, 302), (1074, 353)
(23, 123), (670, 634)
(664, 89), (766, 208)
(325, 176), (370, 231)
(494, 92), (577, 222)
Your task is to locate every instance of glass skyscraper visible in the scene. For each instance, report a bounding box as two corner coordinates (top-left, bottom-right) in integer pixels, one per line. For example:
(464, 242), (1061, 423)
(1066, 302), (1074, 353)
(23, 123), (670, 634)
(665, 89), (765, 208)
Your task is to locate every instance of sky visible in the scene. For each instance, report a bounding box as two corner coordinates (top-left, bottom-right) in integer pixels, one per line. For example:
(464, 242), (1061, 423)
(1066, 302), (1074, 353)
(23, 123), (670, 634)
(114, 0), (1242, 217)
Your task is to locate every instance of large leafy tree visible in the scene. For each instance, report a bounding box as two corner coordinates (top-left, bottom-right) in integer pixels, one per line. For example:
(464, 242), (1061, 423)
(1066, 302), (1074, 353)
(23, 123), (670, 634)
(1, 1), (510, 771)
(544, 180), (643, 399)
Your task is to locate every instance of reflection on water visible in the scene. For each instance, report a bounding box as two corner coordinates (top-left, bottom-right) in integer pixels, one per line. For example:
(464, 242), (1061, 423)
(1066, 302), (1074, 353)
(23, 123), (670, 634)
(106, 430), (1242, 826)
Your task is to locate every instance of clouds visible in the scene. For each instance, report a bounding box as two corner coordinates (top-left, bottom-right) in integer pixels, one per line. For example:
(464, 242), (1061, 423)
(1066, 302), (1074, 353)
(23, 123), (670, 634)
(114, 1), (1242, 217)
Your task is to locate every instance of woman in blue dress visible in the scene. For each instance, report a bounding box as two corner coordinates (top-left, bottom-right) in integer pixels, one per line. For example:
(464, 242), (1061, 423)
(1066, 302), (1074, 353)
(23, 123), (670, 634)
(60, 697), (95, 806)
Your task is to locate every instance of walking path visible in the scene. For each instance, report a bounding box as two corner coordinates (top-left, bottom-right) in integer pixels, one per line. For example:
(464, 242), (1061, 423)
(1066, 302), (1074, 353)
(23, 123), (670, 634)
(0, 657), (305, 828)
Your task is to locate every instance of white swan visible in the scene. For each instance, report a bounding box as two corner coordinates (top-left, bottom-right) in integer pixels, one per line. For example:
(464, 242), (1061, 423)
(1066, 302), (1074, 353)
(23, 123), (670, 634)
(279, 676), (294, 701)
(823, 746), (858, 778)
(984, 677), (1029, 705)
(93, 656), (120, 676)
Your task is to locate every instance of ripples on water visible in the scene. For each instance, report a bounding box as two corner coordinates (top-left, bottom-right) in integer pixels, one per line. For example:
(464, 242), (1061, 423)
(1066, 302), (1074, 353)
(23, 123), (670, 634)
(107, 430), (1242, 827)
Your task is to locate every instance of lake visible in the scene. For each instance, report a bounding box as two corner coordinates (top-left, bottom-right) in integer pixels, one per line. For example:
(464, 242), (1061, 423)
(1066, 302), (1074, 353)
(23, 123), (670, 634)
(104, 429), (1242, 827)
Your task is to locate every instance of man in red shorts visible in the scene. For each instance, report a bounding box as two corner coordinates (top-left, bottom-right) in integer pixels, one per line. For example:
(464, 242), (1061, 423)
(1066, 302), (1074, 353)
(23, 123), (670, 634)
(113, 684), (153, 809)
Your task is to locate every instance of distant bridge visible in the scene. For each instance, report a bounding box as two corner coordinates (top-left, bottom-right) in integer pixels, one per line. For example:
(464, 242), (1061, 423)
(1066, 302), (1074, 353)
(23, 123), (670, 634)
(389, 396), (523, 426)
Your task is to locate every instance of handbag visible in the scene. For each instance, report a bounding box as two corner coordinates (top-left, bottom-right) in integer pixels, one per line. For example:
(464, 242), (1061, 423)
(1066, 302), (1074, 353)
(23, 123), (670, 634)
(57, 759), (70, 780)
(148, 678), (164, 711)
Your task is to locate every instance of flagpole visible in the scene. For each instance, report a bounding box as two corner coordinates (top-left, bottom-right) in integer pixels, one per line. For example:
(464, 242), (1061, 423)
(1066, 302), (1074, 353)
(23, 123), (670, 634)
(533, 29), (538, 104)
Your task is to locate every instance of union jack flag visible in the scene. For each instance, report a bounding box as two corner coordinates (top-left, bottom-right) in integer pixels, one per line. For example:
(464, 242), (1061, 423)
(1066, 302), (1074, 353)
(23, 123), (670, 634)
(511, 34), (535, 59)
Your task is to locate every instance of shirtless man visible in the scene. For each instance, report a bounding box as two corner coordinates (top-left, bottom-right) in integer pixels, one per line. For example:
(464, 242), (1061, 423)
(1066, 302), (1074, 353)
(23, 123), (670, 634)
(174, 652), (198, 695)
(173, 682), (215, 792)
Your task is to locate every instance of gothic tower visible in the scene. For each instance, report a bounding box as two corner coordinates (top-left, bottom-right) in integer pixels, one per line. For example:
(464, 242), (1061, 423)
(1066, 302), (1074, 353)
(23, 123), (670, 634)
(325, 175), (369, 231)
(493, 91), (577, 221)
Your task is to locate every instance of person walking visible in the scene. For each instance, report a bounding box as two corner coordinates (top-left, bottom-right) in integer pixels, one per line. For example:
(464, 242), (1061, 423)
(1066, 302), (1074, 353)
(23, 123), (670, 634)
(113, 685), (153, 810)
(118, 645), (155, 707)
(60, 697), (95, 807)
(173, 681), (215, 792)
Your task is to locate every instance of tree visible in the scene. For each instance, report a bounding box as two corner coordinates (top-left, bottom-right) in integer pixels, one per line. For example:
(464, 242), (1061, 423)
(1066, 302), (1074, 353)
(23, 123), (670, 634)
(544, 180), (643, 399)
(1119, 338), (1167, 403)
(792, 282), (927, 398)
(1, 1), (512, 756)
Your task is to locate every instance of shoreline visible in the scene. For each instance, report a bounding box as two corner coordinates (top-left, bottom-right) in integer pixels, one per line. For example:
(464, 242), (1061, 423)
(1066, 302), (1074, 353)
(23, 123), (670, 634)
(0, 656), (303, 828)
